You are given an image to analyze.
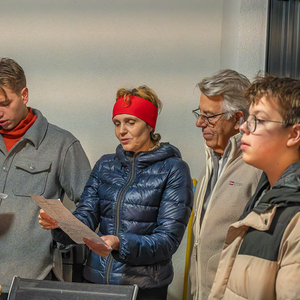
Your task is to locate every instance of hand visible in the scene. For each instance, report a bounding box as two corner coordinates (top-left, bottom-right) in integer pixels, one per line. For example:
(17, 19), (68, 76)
(38, 209), (59, 230)
(83, 235), (120, 257)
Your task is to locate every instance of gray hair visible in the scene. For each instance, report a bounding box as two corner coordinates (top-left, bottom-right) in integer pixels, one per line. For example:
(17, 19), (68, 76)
(197, 69), (251, 119)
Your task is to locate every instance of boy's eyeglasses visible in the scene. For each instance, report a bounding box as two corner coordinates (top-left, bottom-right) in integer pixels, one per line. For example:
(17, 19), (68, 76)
(192, 108), (226, 126)
(239, 114), (284, 133)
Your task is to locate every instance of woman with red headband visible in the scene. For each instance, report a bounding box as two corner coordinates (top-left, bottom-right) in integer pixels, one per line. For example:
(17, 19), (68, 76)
(38, 85), (193, 300)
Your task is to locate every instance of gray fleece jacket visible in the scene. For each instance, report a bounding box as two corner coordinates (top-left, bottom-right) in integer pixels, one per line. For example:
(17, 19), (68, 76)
(0, 109), (91, 292)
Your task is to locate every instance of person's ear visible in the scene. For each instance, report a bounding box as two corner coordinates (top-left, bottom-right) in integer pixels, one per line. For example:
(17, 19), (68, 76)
(233, 111), (245, 131)
(287, 124), (300, 148)
(21, 87), (28, 105)
(147, 124), (153, 132)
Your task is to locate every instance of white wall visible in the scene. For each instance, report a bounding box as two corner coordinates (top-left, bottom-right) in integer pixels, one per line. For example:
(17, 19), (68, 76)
(220, 0), (269, 79)
(1, 0), (268, 299)
(2, 0), (223, 178)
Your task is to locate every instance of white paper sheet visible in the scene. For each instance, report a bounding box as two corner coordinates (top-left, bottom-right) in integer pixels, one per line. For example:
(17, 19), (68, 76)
(31, 194), (108, 246)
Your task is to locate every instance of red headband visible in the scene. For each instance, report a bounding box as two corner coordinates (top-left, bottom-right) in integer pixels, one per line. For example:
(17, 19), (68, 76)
(112, 95), (158, 131)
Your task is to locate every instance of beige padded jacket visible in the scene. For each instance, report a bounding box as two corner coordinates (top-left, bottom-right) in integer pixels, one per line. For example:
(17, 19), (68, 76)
(209, 209), (300, 300)
(208, 162), (300, 300)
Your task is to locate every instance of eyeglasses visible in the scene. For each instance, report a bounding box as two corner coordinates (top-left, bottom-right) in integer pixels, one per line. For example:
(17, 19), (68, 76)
(192, 108), (226, 126)
(239, 114), (284, 133)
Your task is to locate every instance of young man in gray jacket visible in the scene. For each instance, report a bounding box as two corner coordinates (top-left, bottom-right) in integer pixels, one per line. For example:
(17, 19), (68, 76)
(189, 69), (262, 300)
(0, 58), (91, 298)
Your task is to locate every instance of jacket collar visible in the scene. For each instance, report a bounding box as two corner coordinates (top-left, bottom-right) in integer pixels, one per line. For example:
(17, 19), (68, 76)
(115, 142), (181, 168)
(241, 160), (300, 225)
(0, 109), (48, 153)
(274, 160), (300, 190)
(22, 109), (48, 149)
(205, 132), (242, 168)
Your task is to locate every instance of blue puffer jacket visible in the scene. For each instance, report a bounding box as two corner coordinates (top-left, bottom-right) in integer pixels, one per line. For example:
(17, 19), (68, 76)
(53, 143), (193, 289)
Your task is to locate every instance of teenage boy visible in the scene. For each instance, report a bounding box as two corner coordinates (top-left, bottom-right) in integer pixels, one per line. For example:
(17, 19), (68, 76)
(208, 74), (300, 300)
(0, 58), (91, 297)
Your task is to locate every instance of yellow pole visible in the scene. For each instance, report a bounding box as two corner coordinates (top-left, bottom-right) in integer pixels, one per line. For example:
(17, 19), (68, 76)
(182, 178), (197, 300)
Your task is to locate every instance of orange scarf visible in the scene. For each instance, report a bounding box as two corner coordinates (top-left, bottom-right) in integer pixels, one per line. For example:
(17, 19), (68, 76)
(0, 108), (37, 152)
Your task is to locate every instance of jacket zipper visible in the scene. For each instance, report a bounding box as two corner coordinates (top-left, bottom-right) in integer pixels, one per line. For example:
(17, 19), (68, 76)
(105, 155), (136, 284)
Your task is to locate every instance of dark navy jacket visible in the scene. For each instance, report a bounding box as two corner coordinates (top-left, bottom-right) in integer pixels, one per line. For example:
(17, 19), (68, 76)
(53, 143), (193, 289)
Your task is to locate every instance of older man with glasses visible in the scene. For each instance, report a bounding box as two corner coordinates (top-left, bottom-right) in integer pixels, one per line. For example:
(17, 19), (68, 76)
(189, 69), (262, 300)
